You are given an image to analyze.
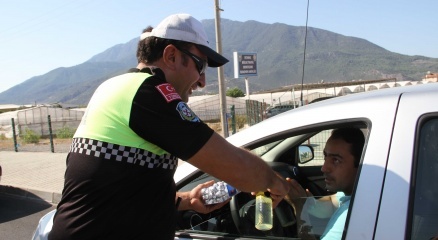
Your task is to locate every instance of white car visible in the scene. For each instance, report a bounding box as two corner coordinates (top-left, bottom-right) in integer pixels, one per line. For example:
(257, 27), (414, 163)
(33, 83), (438, 240)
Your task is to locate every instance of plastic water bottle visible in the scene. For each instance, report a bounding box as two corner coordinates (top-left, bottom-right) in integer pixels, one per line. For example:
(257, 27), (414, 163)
(201, 181), (240, 205)
(255, 192), (273, 230)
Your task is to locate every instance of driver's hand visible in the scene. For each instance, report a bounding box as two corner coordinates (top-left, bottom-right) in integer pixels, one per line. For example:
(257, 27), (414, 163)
(285, 178), (311, 207)
(189, 180), (230, 214)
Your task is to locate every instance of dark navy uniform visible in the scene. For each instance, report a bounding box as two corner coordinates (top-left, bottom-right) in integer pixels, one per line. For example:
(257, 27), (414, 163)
(49, 68), (213, 240)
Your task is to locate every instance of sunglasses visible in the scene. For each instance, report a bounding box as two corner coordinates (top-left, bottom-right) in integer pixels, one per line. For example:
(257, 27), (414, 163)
(174, 46), (207, 75)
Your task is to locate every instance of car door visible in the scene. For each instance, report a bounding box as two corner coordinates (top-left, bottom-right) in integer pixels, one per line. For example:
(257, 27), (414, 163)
(174, 122), (370, 240)
(373, 89), (438, 239)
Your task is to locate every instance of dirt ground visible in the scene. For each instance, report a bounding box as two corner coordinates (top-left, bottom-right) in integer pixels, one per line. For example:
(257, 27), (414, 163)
(0, 138), (72, 153)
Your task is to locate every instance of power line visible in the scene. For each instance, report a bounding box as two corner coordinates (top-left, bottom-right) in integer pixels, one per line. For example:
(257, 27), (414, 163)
(299, 0), (310, 106)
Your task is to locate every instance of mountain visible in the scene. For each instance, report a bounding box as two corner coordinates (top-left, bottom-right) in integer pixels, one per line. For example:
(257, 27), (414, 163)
(0, 19), (437, 105)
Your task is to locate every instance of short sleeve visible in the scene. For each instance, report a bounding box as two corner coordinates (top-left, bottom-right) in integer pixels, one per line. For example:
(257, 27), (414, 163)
(129, 73), (214, 160)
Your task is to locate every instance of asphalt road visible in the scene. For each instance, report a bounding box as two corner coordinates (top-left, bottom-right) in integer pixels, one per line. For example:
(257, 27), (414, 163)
(0, 192), (56, 240)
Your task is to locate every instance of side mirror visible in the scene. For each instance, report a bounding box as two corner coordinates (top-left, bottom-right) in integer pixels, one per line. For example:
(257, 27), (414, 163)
(298, 145), (314, 164)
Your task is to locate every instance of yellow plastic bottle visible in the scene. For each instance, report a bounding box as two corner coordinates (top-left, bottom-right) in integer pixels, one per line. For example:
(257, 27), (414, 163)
(255, 192), (273, 230)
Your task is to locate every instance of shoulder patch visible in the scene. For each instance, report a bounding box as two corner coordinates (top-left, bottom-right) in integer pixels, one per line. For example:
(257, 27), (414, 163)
(176, 102), (200, 122)
(156, 83), (182, 103)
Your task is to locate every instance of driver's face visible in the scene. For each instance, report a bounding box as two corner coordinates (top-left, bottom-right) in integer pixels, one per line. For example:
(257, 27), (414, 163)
(321, 138), (358, 195)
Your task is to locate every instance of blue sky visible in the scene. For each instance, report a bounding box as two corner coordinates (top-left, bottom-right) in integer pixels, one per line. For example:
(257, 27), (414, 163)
(0, 0), (437, 93)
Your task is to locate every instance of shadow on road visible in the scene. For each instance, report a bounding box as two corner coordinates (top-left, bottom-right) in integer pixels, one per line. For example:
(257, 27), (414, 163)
(0, 187), (54, 224)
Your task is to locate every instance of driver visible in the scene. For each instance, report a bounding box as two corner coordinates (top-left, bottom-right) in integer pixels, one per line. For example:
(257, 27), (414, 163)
(285, 127), (365, 239)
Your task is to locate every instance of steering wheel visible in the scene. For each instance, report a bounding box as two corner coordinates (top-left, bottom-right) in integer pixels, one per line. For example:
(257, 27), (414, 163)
(229, 163), (300, 236)
(229, 191), (297, 236)
(229, 191), (255, 235)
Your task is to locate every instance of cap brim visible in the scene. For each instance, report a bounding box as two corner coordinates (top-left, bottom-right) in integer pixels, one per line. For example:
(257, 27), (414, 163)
(197, 45), (229, 67)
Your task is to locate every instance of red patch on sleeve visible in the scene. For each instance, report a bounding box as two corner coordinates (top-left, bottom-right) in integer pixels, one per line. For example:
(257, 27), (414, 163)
(156, 83), (181, 103)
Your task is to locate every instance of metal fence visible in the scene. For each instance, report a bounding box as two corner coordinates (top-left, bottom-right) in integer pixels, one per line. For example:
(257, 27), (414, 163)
(15, 107), (83, 137)
(0, 106), (83, 152)
(188, 95), (248, 121)
(299, 129), (332, 166)
(246, 100), (267, 126)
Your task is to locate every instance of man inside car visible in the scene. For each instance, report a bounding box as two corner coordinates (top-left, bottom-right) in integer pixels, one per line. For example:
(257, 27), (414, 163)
(285, 127), (365, 239)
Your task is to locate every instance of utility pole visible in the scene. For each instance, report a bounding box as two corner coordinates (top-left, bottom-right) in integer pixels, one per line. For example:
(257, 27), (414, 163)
(214, 0), (228, 137)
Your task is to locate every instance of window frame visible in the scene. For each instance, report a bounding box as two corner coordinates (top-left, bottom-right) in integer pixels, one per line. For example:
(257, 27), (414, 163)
(406, 113), (438, 239)
(175, 120), (370, 239)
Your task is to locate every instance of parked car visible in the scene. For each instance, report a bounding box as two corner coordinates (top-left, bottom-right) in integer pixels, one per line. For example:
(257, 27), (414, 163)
(308, 96), (334, 104)
(264, 104), (296, 118)
(33, 83), (438, 239)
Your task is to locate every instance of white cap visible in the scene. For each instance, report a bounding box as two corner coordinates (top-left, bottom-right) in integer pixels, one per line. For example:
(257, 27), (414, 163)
(141, 13), (229, 67)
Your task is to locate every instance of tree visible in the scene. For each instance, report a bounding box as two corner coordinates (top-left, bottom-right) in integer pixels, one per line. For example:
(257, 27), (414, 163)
(226, 87), (245, 98)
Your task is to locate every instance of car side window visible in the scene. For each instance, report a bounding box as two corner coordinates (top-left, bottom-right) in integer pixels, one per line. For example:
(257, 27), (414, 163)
(410, 117), (438, 239)
(175, 125), (368, 240)
(295, 127), (367, 239)
(298, 129), (332, 167)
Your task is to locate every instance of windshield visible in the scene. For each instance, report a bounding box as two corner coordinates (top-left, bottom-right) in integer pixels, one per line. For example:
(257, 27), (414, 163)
(250, 140), (283, 156)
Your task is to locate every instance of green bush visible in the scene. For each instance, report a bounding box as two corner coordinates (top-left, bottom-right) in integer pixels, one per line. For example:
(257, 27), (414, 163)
(228, 115), (247, 131)
(22, 128), (40, 144)
(235, 115), (247, 129)
(57, 126), (75, 139)
(226, 87), (245, 98)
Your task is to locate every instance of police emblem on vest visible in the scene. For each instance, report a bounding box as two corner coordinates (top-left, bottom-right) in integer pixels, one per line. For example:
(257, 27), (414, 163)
(176, 102), (200, 122)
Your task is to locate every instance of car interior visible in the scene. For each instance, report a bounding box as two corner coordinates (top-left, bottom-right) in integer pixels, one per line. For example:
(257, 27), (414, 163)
(175, 121), (368, 239)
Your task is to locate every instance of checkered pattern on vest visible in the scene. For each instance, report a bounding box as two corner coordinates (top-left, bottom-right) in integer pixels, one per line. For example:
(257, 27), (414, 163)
(70, 138), (178, 169)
